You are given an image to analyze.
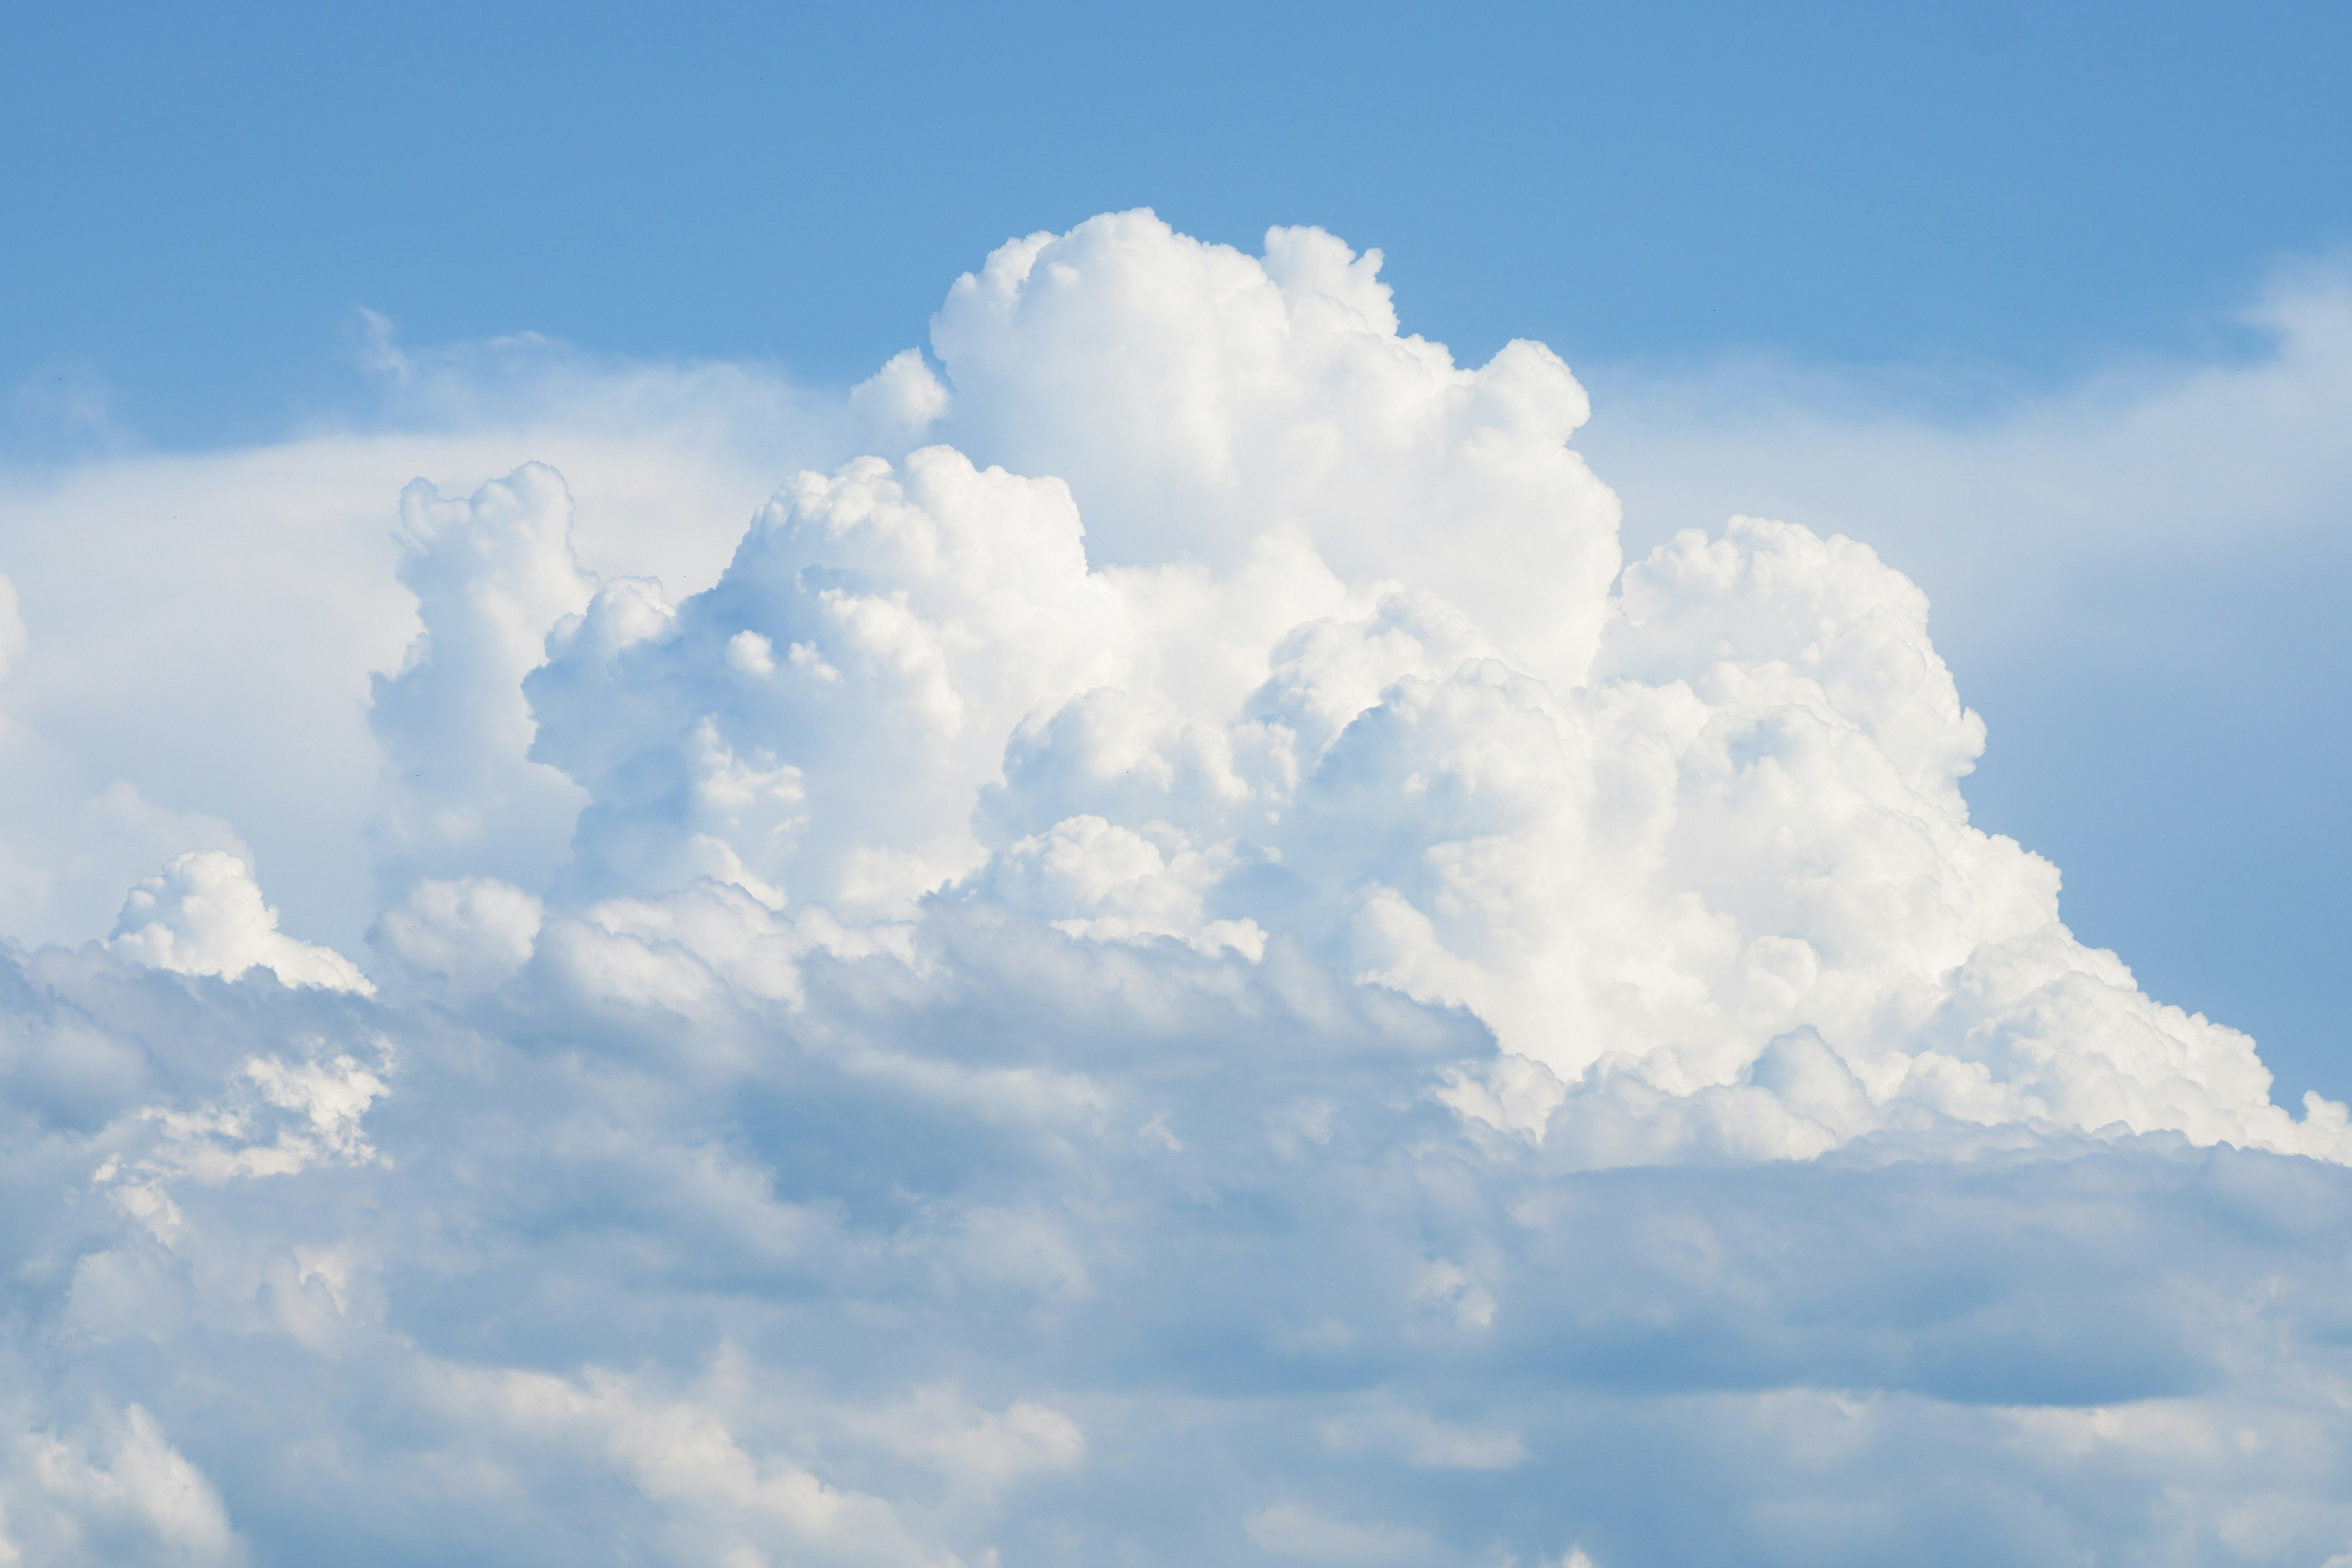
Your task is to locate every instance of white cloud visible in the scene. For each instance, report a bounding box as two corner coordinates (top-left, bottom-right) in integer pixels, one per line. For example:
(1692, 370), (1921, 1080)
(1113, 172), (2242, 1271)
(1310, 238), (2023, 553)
(368, 463), (596, 898)
(929, 212), (1621, 695)
(849, 349), (950, 440)
(433, 1365), (953, 1568)
(0, 1403), (240, 1568)
(0, 213), (2345, 1566)
(109, 850), (372, 993)
(370, 875), (543, 992)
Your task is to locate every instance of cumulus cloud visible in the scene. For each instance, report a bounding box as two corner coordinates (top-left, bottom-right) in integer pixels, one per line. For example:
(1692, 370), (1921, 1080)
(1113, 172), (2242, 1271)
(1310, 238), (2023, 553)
(0, 326), (848, 952)
(368, 462), (595, 899)
(1574, 260), (2352, 1102)
(0, 212), (2347, 1564)
(109, 851), (372, 993)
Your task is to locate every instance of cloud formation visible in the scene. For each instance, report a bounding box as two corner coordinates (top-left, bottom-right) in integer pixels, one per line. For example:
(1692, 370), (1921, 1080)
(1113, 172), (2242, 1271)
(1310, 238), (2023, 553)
(1, 211), (2349, 1564)
(108, 851), (374, 994)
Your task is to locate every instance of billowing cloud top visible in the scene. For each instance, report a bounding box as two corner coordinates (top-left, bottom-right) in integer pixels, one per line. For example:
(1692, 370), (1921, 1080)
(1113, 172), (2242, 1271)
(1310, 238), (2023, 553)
(1, 211), (2348, 1566)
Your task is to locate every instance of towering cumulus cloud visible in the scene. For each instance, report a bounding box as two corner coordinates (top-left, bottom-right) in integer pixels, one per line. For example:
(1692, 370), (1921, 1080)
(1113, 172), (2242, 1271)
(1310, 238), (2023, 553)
(3, 211), (2349, 1564)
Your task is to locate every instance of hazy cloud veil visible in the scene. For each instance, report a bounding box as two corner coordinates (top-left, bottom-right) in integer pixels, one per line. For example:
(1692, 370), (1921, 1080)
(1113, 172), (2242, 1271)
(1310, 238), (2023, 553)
(2, 211), (2348, 1566)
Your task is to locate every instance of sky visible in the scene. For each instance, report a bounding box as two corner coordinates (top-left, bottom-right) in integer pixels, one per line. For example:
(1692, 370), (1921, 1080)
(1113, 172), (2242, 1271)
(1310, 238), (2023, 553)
(2, 4), (2351, 1564)
(9, 1), (2351, 434)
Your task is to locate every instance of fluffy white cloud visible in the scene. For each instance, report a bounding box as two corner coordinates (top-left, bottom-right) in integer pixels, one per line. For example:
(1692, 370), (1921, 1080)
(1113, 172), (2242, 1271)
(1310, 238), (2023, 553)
(928, 212), (1622, 693)
(0, 213), (2346, 1566)
(109, 850), (372, 993)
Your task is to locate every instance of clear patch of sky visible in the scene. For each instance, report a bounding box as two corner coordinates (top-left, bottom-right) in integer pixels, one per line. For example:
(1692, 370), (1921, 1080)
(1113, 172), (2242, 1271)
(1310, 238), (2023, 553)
(5, 0), (2350, 447)
(1957, 543), (2352, 1109)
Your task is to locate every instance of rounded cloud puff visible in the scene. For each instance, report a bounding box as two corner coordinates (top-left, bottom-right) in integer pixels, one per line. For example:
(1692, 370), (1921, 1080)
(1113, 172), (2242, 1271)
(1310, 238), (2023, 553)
(109, 850), (372, 994)
(11, 213), (2352, 1566)
(929, 212), (1622, 692)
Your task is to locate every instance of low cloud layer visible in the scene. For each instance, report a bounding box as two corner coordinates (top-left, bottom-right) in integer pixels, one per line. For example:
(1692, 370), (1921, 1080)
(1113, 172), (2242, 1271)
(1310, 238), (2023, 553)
(1, 212), (2348, 1564)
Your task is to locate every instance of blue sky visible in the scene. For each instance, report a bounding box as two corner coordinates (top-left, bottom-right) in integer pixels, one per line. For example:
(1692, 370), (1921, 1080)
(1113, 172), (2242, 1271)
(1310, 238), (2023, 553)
(9, 1), (2350, 437)
(4, 7), (2352, 1564)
